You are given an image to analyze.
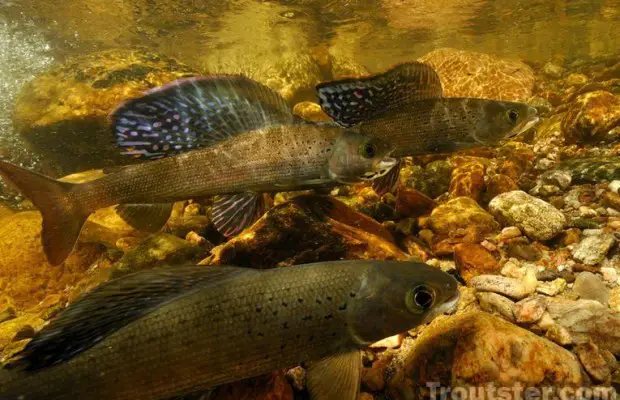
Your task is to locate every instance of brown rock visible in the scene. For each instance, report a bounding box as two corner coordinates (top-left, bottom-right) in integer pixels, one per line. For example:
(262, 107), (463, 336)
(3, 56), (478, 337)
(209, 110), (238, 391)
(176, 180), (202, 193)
(561, 90), (620, 145)
(418, 48), (535, 102)
(211, 370), (293, 400)
(485, 174), (519, 200)
(602, 192), (620, 210)
(449, 157), (487, 201)
(362, 354), (393, 392)
(206, 195), (407, 267)
(454, 243), (500, 283)
(401, 236), (432, 262)
(394, 312), (582, 397)
(0, 212), (102, 310)
(575, 341), (611, 383)
(395, 187), (437, 218)
(506, 239), (542, 261)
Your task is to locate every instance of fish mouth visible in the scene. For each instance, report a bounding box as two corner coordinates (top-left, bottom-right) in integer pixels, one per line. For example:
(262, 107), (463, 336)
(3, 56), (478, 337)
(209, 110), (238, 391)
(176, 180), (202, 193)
(360, 157), (398, 181)
(509, 116), (540, 138)
(423, 290), (461, 324)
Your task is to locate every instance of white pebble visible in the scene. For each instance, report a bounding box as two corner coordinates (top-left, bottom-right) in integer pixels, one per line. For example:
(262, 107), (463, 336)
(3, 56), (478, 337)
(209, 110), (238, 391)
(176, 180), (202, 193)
(601, 267), (618, 283)
(579, 206), (598, 218)
(609, 180), (620, 194)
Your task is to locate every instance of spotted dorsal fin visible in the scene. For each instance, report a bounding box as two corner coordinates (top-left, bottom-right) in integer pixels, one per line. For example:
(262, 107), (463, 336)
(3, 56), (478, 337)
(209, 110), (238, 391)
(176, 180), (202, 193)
(316, 62), (443, 127)
(4, 265), (258, 371)
(110, 75), (295, 159)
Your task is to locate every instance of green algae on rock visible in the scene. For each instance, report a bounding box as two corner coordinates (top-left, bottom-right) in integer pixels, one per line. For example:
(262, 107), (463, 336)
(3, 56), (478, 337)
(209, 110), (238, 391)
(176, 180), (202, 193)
(418, 48), (535, 102)
(13, 49), (198, 176)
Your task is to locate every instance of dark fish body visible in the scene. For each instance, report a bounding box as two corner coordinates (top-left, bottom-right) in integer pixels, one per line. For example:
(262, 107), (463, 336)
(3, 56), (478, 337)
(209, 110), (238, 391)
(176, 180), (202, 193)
(355, 97), (540, 158)
(316, 62), (540, 194)
(0, 261), (459, 400)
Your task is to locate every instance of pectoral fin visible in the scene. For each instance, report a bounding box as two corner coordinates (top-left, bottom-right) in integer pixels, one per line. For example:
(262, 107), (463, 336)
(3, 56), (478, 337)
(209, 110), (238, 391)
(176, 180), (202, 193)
(116, 203), (173, 233)
(211, 192), (265, 237)
(371, 160), (402, 196)
(306, 349), (361, 400)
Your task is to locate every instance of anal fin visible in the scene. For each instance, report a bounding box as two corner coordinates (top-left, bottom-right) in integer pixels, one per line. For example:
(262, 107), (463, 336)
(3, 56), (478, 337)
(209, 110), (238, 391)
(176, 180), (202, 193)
(211, 192), (265, 237)
(371, 159), (402, 196)
(116, 203), (173, 233)
(307, 349), (361, 400)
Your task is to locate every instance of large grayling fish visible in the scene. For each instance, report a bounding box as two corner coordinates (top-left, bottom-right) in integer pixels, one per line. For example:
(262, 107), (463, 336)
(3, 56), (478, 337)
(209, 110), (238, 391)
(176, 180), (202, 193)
(0, 260), (459, 400)
(0, 77), (396, 266)
(315, 62), (541, 194)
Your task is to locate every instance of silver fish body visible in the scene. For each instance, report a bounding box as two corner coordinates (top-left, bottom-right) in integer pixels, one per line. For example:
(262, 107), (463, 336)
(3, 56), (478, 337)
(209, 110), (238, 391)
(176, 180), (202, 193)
(0, 261), (459, 400)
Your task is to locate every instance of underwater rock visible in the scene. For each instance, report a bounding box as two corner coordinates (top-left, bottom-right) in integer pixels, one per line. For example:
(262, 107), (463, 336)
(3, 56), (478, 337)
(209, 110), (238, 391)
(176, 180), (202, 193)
(393, 312), (582, 398)
(453, 243), (500, 284)
(514, 295), (547, 324)
(403, 160), (453, 199)
(610, 288), (620, 312)
(561, 91), (620, 145)
(542, 62), (565, 79)
(475, 292), (515, 322)
(555, 157), (620, 184)
(448, 156), (487, 202)
(602, 192), (620, 210)
(210, 370), (293, 400)
(505, 239), (543, 261)
(575, 341), (612, 383)
(471, 275), (533, 300)
(110, 232), (210, 277)
(206, 195), (407, 268)
(418, 48), (535, 102)
(536, 278), (567, 296)
(573, 272), (610, 305)
(13, 49), (197, 176)
(0, 307), (16, 324)
(485, 174), (519, 201)
(292, 101), (331, 122)
(428, 197), (498, 236)
(572, 233), (616, 266)
(394, 187), (436, 218)
(547, 298), (620, 355)
(488, 190), (566, 241)
(0, 211), (102, 310)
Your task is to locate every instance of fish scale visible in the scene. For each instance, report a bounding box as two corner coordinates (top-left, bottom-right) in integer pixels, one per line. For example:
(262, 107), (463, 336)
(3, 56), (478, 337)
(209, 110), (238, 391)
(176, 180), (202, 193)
(0, 262), (425, 400)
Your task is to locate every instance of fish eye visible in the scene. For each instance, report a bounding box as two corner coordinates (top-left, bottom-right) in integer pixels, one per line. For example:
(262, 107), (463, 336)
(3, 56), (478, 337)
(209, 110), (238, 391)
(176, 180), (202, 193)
(406, 285), (435, 313)
(507, 109), (519, 123)
(359, 141), (376, 159)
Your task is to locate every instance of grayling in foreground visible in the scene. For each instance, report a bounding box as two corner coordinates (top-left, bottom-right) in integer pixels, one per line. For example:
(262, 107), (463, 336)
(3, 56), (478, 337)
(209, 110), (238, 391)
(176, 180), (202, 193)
(0, 260), (459, 400)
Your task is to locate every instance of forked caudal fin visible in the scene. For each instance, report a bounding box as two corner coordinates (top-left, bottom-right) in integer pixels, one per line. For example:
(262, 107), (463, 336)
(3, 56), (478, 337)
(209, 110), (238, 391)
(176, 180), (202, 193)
(0, 160), (89, 266)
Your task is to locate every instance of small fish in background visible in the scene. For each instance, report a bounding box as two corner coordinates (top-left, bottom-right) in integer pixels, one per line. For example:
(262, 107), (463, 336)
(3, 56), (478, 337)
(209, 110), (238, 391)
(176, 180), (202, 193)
(315, 62), (540, 195)
(0, 260), (459, 400)
(0, 76), (396, 266)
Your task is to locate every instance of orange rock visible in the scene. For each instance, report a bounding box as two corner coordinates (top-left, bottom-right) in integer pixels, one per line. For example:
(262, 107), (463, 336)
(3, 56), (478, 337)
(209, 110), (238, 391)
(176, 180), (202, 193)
(395, 187), (437, 218)
(561, 90), (620, 144)
(292, 101), (331, 122)
(449, 158), (487, 201)
(454, 243), (500, 283)
(485, 174), (519, 200)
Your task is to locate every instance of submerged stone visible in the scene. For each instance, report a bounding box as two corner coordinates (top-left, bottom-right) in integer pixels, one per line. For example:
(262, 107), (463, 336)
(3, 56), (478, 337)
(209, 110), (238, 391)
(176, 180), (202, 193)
(488, 190), (566, 241)
(454, 243), (500, 284)
(573, 272), (610, 305)
(392, 312), (582, 398)
(572, 234), (616, 266)
(206, 195), (407, 268)
(561, 90), (620, 145)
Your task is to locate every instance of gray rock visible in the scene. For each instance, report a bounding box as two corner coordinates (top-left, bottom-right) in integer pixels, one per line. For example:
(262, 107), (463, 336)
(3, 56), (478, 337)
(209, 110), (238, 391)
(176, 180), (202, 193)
(471, 275), (532, 300)
(476, 292), (516, 322)
(547, 298), (620, 355)
(488, 191), (567, 241)
(540, 169), (572, 189)
(573, 272), (610, 305)
(572, 234), (616, 265)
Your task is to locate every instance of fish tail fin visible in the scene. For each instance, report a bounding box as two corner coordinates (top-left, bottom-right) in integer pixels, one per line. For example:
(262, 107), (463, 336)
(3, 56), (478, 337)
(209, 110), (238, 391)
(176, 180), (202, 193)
(0, 160), (88, 266)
